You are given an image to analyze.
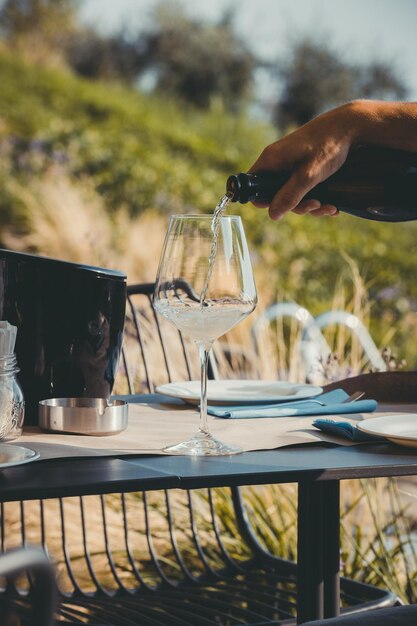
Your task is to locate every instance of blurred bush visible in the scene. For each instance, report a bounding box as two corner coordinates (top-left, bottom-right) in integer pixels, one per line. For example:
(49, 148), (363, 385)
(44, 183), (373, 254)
(271, 36), (408, 128)
(127, 2), (255, 111)
(0, 49), (269, 219)
(0, 0), (77, 67)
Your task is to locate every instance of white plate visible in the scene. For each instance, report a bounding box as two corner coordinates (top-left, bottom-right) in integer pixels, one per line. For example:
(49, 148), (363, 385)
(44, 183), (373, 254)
(0, 444), (39, 468)
(358, 414), (417, 448)
(156, 380), (323, 405)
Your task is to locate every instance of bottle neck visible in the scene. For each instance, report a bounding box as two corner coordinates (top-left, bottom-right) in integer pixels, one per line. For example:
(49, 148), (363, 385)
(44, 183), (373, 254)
(226, 171), (291, 203)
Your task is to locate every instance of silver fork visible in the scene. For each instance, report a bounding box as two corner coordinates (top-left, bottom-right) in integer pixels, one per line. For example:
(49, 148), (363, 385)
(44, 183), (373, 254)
(342, 391), (365, 403)
(305, 391), (365, 407)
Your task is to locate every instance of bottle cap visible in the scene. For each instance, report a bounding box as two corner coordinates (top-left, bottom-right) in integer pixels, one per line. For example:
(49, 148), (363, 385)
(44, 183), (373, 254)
(226, 174), (243, 202)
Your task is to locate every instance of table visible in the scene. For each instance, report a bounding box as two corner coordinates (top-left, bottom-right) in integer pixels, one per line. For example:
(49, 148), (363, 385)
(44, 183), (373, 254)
(2, 433), (417, 624)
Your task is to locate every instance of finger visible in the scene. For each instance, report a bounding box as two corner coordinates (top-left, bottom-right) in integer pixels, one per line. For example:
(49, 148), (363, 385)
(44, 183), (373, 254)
(309, 204), (339, 217)
(292, 199), (321, 215)
(269, 170), (315, 220)
(251, 201), (270, 209)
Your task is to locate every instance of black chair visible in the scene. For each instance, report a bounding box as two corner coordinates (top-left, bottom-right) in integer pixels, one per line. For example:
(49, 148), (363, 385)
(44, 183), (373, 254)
(0, 546), (56, 625)
(301, 604), (417, 626)
(0, 282), (397, 625)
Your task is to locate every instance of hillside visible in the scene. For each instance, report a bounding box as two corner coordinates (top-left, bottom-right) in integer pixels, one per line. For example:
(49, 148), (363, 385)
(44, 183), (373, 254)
(1, 51), (417, 365)
(0, 51), (272, 213)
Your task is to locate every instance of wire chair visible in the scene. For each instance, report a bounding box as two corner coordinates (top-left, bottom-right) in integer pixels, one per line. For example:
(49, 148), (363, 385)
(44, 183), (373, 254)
(0, 546), (56, 625)
(301, 604), (417, 626)
(0, 283), (397, 625)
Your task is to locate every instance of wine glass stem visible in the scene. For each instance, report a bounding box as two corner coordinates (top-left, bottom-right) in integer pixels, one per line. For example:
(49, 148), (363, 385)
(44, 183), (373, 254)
(198, 343), (211, 436)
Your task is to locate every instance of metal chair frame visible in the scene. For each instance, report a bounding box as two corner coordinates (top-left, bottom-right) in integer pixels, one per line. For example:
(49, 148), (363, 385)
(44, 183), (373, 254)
(0, 546), (56, 625)
(251, 302), (386, 383)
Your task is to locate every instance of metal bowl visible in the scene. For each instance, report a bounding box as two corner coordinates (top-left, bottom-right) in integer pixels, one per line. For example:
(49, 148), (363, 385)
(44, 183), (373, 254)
(38, 398), (128, 436)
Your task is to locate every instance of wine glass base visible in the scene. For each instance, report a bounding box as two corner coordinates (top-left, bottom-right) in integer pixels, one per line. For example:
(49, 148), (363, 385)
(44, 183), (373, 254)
(163, 432), (242, 456)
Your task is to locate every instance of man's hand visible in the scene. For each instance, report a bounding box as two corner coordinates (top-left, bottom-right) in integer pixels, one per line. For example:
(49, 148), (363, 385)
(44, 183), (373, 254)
(248, 102), (363, 220)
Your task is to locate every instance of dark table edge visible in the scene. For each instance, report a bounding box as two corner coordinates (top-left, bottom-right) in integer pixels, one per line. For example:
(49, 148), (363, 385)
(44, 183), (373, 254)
(1, 442), (417, 501)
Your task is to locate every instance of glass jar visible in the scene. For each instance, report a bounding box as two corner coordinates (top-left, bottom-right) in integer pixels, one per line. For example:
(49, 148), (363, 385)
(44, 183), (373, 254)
(0, 353), (25, 441)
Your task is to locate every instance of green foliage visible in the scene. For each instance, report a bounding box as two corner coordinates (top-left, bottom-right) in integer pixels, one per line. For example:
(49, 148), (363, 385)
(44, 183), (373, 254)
(0, 50), (269, 218)
(134, 1), (256, 110)
(0, 0), (77, 40)
(67, 28), (147, 84)
(0, 0), (78, 65)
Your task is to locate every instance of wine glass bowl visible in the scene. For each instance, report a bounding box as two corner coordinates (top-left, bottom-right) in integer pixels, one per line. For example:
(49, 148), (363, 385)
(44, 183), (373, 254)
(153, 214), (257, 455)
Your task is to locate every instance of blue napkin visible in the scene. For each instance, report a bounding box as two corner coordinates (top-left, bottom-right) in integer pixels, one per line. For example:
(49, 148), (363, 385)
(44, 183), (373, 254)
(312, 418), (383, 442)
(207, 389), (377, 419)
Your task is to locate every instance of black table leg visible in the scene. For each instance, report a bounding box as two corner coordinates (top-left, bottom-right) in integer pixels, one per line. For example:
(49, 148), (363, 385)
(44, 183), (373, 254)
(323, 481), (340, 618)
(297, 480), (341, 624)
(297, 481), (324, 624)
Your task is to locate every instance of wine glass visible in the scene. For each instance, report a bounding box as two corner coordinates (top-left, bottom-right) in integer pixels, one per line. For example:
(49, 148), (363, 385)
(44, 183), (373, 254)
(153, 214), (257, 455)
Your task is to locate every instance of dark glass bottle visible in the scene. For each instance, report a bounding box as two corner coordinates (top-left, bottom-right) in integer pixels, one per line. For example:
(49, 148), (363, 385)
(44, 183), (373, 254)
(226, 146), (417, 222)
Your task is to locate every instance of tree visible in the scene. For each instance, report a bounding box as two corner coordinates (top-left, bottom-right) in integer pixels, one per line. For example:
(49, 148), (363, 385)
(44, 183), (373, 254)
(358, 61), (408, 100)
(67, 29), (147, 83)
(273, 37), (408, 129)
(0, 0), (79, 66)
(134, 2), (256, 110)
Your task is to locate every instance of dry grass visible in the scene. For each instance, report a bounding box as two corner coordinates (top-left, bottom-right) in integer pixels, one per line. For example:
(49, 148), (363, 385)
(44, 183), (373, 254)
(340, 478), (417, 600)
(2, 172), (167, 284)
(2, 488), (259, 595)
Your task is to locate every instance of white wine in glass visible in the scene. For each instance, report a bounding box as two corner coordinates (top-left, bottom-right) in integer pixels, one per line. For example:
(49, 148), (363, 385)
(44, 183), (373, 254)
(153, 214), (257, 455)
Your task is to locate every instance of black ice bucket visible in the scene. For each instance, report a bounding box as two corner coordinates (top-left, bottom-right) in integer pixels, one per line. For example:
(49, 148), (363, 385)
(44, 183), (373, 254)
(0, 249), (127, 424)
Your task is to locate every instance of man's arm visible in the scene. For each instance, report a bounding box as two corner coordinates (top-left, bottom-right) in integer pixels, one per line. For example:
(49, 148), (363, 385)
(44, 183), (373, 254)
(249, 100), (417, 221)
